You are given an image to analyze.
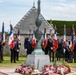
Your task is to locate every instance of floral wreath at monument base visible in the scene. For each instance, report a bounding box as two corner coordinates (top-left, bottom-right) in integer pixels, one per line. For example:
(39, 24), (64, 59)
(15, 61), (71, 75)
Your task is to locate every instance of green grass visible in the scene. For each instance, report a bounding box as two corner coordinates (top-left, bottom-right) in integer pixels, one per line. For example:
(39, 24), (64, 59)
(69, 63), (76, 68)
(0, 56), (76, 68)
(0, 56), (26, 66)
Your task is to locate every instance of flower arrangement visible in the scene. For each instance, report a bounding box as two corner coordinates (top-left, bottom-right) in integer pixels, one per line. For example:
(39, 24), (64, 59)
(15, 62), (71, 75)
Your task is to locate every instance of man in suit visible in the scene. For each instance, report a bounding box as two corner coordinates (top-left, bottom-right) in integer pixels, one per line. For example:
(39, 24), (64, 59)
(24, 34), (33, 56)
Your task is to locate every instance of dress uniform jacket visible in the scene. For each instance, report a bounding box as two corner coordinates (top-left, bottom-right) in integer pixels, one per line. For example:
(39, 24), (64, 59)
(24, 37), (33, 55)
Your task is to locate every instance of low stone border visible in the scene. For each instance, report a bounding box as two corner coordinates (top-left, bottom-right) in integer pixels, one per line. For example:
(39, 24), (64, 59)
(0, 71), (8, 75)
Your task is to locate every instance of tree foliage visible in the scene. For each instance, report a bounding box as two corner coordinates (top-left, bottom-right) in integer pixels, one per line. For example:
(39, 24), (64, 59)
(47, 20), (76, 35)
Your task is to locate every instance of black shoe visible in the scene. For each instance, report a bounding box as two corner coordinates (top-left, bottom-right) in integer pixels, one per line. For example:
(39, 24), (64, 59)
(14, 61), (16, 63)
(0, 60), (2, 63)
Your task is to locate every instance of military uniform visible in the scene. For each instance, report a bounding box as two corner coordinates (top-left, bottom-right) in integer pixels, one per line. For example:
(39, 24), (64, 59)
(10, 36), (19, 63)
(14, 38), (19, 62)
(56, 38), (63, 61)
(62, 43), (70, 62)
(24, 37), (33, 56)
(47, 38), (54, 62)
(10, 48), (14, 63)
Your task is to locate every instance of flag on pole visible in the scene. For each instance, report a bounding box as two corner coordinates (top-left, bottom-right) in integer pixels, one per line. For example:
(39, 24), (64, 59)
(42, 28), (48, 49)
(29, 26), (32, 35)
(32, 29), (36, 48)
(8, 24), (14, 49)
(18, 29), (21, 45)
(63, 25), (67, 45)
(2, 22), (5, 45)
(52, 26), (58, 51)
(69, 26), (75, 51)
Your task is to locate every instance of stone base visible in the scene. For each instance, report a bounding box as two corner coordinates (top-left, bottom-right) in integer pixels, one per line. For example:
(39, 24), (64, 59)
(26, 55), (50, 70)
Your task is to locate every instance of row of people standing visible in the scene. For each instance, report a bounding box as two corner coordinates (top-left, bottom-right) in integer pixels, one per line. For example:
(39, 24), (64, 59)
(41, 35), (76, 63)
(23, 34), (76, 63)
(0, 33), (34, 63)
(1, 33), (76, 63)
(57, 36), (76, 63)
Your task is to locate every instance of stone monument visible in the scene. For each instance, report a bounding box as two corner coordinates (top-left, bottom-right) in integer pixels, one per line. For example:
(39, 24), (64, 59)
(26, 0), (50, 70)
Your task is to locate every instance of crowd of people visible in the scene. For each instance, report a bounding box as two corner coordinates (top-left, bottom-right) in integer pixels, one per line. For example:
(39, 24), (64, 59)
(0, 33), (76, 63)
(41, 35), (76, 63)
(24, 34), (76, 63)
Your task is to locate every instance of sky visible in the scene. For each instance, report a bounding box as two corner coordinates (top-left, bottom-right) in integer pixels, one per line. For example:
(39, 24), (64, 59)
(0, 0), (76, 32)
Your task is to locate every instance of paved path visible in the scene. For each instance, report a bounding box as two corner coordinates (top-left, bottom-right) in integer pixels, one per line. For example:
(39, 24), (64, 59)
(0, 66), (76, 75)
(0, 66), (21, 75)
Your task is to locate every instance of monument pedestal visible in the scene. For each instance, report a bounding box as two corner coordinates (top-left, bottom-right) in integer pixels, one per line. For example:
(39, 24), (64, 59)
(25, 0), (50, 71)
(26, 55), (50, 70)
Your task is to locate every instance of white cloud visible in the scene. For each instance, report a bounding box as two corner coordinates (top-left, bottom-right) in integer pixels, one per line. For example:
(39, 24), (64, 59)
(0, 0), (36, 4)
(0, 0), (76, 31)
(53, 0), (66, 2)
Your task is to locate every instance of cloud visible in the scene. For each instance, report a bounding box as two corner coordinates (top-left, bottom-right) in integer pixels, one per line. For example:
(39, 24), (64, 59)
(53, 0), (66, 2)
(0, 0), (76, 31)
(41, 0), (76, 20)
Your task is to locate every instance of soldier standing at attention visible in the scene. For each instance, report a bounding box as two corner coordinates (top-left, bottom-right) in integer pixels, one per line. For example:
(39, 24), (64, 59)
(47, 35), (54, 62)
(13, 35), (19, 63)
(24, 34), (33, 56)
(56, 36), (63, 61)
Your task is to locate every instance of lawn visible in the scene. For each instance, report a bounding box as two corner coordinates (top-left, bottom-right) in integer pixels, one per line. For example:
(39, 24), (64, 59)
(69, 63), (76, 68)
(0, 56), (76, 68)
(0, 56), (26, 66)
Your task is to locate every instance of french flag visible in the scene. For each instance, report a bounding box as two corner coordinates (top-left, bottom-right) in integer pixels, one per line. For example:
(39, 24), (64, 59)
(2, 22), (5, 45)
(18, 29), (21, 45)
(43, 28), (48, 49)
(63, 25), (67, 45)
(32, 29), (36, 49)
(8, 24), (14, 49)
(69, 27), (74, 51)
(52, 26), (58, 51)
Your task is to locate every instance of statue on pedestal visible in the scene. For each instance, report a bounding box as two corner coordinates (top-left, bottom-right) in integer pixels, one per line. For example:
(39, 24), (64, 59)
(32, 0), (45, 55)
(26, 0), (50, 70)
